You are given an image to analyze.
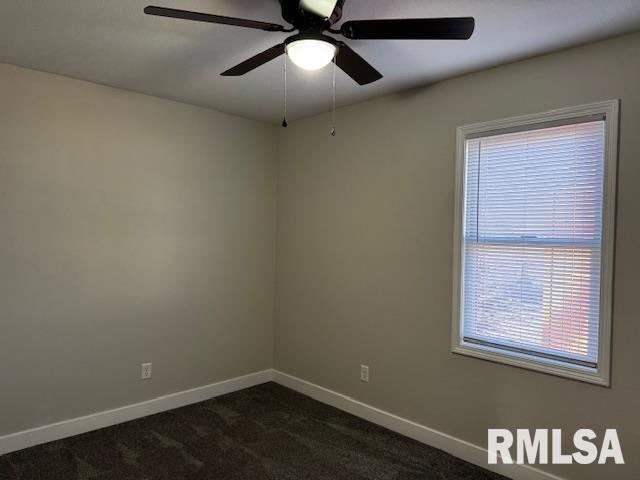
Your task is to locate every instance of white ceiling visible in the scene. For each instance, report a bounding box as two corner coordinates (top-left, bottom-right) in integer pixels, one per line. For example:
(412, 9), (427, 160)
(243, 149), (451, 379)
(1, 0), (640, 123)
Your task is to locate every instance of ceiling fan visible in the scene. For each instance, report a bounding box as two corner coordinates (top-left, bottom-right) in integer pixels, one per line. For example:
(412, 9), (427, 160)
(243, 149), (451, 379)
(144, 0), (475, 86)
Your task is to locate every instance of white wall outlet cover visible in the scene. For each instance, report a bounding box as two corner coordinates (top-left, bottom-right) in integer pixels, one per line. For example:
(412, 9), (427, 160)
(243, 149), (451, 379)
(141, 363), (152, 380)
(360, 365), (370, 383)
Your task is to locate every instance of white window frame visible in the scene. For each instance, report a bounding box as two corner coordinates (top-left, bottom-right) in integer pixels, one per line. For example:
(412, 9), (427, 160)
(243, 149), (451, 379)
(451, 100), (619, 386)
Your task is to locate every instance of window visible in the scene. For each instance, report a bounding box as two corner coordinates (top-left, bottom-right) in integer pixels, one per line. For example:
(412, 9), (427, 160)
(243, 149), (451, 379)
(452, 101), (618, 386)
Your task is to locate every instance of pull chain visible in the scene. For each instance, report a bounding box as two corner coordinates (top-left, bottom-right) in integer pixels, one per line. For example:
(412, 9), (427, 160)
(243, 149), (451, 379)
(330, 54), (336, 136)
(282, 50), (288, 128)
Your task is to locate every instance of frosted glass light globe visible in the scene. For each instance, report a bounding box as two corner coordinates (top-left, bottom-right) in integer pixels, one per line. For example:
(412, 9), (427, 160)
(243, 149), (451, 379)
(286, 39), (336, 71)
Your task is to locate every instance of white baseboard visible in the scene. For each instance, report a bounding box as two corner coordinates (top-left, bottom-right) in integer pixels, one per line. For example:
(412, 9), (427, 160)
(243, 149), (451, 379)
(272, 370), (564, 480)
(0, 369), (273, 456)
(0, 368), (564, 480)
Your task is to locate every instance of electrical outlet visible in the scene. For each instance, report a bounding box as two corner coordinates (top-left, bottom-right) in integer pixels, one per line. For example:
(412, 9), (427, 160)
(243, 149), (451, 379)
(141, 363), (152, 380)
(360, 364), (369, 383)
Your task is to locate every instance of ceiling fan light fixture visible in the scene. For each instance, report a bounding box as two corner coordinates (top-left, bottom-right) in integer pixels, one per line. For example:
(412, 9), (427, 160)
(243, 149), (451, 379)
(286, 39), (336, 71)
(145, 2), (476, 86)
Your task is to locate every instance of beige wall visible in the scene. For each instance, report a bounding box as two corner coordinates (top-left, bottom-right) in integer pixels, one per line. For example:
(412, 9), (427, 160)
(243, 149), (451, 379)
(274, 32), (640, 480)
(0, 63), (277, 435)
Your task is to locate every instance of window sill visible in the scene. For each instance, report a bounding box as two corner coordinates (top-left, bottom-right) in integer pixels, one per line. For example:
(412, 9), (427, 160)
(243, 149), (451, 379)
(451, 342), (610, 387)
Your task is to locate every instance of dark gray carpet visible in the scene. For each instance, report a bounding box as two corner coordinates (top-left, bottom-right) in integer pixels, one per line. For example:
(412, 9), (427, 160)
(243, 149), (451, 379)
(0, 382), (509, 480)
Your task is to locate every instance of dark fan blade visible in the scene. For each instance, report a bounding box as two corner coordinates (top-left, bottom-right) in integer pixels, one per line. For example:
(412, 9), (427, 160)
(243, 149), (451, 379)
(144, 6), (286, 32)
(335, 43), (382, 85)
(341, 17), (475, 40)
(221, 44), (286, 76)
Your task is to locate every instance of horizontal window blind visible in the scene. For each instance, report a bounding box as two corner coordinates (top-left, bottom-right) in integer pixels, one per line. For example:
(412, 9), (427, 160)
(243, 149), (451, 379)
(462, 120), (605, 368)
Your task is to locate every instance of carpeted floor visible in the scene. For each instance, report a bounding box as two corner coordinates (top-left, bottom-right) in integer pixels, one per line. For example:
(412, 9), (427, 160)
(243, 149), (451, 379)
(0, 382), (509, 480)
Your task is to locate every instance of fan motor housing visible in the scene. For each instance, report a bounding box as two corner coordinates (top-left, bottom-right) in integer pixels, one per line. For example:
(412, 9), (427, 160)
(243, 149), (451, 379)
(279, 0), (345, 30)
